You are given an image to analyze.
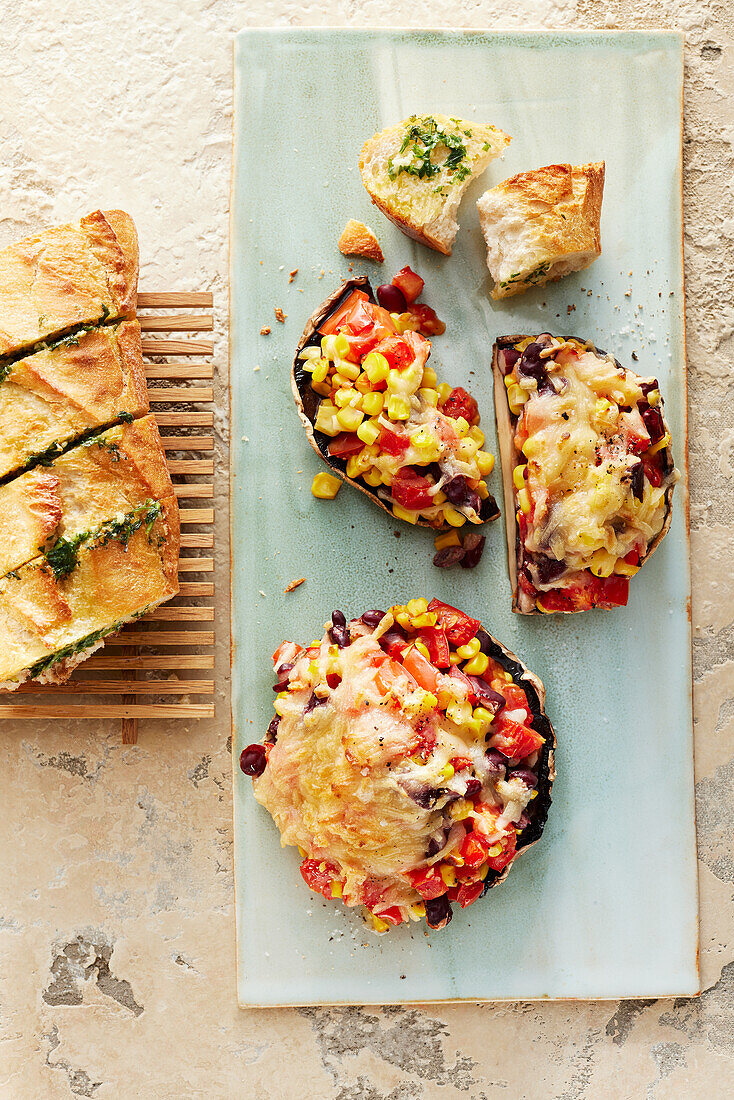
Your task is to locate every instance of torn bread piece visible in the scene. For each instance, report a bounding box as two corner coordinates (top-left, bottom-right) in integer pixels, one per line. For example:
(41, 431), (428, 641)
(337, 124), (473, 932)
(360, 114), (510, 255)
(0, 209), (138, 358)
(477, 162), (604, 299)
(0, 494), (179, 690)
(0, 319), (148, 481)
(337, 220), (384, 262)
(0, 414), (173, 578)
(492, 333), (678, 614)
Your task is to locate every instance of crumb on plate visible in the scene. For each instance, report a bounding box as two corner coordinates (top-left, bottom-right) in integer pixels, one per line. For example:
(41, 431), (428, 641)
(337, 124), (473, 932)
(285, 577), (306, 593)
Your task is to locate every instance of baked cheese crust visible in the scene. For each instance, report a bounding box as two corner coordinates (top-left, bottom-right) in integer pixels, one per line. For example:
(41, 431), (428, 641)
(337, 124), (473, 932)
(0, 319), (148, 480)
(0, 209), (139, 358)
(0, 415), (174, 578)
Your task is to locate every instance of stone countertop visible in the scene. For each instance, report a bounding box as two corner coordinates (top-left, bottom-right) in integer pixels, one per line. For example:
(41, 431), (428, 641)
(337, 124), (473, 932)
(1, 3), (732, 1098)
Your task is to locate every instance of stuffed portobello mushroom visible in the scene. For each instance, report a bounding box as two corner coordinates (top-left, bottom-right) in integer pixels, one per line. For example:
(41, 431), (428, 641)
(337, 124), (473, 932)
(240, 598), (554, 933)
(492, 333), (679, 614)
(293, 277), (500, 530)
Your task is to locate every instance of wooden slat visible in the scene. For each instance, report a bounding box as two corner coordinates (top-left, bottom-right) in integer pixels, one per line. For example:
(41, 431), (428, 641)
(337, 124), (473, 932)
(85, 654), (214, 670)
(138, 292), (213, 308)
(181, 533), (214, 549)
(145, 363), (214, 379)
(107, 630), (214, 646)
(162, 436), (213, 451)
(140, 315), (213, 332)
(167, 458), (214, 475)
(17, 679), (214, 696)
(178, 583), (214, 597)
(177, 557), (213, 572)
(174, 484), (213, 500)
(147, 387), (213, 403)
(155, 412), (214, 428)
(142, 338), (214, 356)
(180, 508), (214, 524)
(143, 607), (214, 622)
(0, 704), (215, 719)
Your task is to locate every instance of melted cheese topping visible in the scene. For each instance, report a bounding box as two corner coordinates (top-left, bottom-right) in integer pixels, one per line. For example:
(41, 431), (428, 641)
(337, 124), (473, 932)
(515, 345), (677, 578)
(253, 628), (530, 913)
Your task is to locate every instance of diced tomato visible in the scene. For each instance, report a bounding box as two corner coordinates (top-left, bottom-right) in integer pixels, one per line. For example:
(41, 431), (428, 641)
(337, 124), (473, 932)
(440, 386), (480, 426)
(272, 641), (302, 667)
(409, 303), (445, 336)
(486, 830), (517, 872)
(376, 905), (404, 926)
(402, 646), (441, 693)
(491, 718), (544, 761)
(450, 755), (473, 772)
(326, 673), (341, 689)
(643, 454), (663, 487)
(624, 549), (640, 566)
(391, 467), (434, 511)
(460, 831), (491, 870)
(380, 427), (410, 456)
(455, 881), (484, 909)
(328, 433), (364, 459)
(392, 265), (424, 305)
(418, 625), (450, 668)
(497, 683), (529, 717)
(318, 289), (370, 335)
(374, 334), (415, 371)
(408, 866), (447, 900)
(595, 574), (629, 608)
(448, 664), (476, 701)
(427, 600), (481, 647)
(300, 859), (339, 898)
(375, 658), (418, 696)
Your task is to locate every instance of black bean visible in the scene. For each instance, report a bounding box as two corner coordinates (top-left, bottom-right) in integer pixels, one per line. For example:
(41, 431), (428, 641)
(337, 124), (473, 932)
(304, 692), (327, 715)
(376, 283), (407, 313)
(485, 749), (507, 774)
(476, 629), (492, 655)
(464, 778), (481, 798)
(460, 534), (485, 569)
(433, 546), (465, 568)
(239, 744), (267, 777)
(508, 767), (538, 788)
(500, 347), (521, 375)
(534, 554), (567, 584)
(273, 662), (293, 690)
(641, 405), (664, 444)
(266, 716), (280, 743)
(444, 475), (468, 505)
(331, 609), (346, 628)
(424, 894), (453, 929)
(629, 460), (644, 501)
(361, 609), (386, 628)
(468, 677), (505, 713)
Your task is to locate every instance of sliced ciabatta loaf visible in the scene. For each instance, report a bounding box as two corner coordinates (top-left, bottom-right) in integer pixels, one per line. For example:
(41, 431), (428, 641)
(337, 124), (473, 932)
(477, 162), (604, 298)
(359, 114), (510, 255)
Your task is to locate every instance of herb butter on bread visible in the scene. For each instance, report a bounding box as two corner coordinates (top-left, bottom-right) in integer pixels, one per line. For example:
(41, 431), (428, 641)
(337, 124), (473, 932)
(360, 115), (510, 255)
(477, 162), (604, 299)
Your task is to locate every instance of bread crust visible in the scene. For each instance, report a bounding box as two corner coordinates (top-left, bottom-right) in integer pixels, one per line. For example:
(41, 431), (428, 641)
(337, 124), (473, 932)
(0, 209), (139, 358)
(478, 162), (604, 299)
(0, 414), (175, 578)
(337, 220), (384, 262)
(491, 334), (676, 614)
(0, 320), (149, 481)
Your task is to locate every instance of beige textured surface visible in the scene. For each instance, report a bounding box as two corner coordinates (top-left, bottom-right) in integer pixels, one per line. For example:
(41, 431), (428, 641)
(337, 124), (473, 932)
(1, 2), (733, 1098)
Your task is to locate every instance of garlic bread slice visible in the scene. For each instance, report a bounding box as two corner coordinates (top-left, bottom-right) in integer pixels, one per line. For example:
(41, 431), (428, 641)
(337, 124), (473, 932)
(360, 114), (510, 255)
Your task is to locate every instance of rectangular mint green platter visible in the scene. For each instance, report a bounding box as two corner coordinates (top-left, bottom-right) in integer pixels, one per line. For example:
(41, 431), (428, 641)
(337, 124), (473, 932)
(230, 28), (697, 1006)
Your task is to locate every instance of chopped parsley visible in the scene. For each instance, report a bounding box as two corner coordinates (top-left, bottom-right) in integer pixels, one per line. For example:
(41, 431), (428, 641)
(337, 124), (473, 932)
(42, 499), (163, 581)
(499, 262), (552, 290)
(387, 116), (470, 183)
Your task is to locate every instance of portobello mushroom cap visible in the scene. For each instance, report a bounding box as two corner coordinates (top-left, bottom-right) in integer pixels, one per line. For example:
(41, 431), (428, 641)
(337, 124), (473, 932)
(293, 277), (500, 530)
(474, 626), (555, 897)
(492, 334), (677, 615)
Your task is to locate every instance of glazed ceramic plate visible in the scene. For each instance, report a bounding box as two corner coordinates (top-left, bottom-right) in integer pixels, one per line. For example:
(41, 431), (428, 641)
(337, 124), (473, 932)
(230, 29), (697, 1006)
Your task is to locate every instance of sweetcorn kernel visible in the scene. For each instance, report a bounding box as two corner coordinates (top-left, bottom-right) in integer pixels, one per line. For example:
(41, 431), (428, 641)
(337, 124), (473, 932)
(456, 637), (481, 660)
(387, 395), (410, 421)
(311, 472), (342, 499)
(440, 763), (455, 781)
(418, 387), (439, 407)
(370, 915), (390, 933)
(420, 691), (438, 711)
(422, 367), (438, 388)
(361, 391), (384, 416)
(311, 358), (329, 384)
(412, 612), (437, 629)
(517, 488), (531, 514)
(414, 640), (430, 660)
(333, 333), (351, 358)
(362, 468), (382, 487)
(454, 416), (470, 437)
(392, 505), (419, 524)
(614, 559), (640, 577)
(330, 881), (343, 898)
(363, 351), (389, 383)
(450, 799), (472, 821)
(589, 548), (616, 578)
(508, 385), (528, 415)
(407, 598), (429, 616)
(437, 382), (453, 402)
(336, 406), (364, 431)
(475, 450), (495, 476)
(446, 699), (472, 726)
(443, 505), (467, 527)
(335, 357), (360, 380)
(464, 652), (489, 676)
(513, 464), (527, 490)
(440, 865), (458, 887)
(357, 418), (381, 445)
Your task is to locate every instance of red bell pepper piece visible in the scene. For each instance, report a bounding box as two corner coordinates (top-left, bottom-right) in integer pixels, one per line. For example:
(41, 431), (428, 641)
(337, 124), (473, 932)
(300, 859), (339, 898)
(486, 830), (517, 872)
(376, 905), (404, 926)
(460, 831), (491, 870)
(328, 432), (364, 459)
(392, 265), (424, 305)
(418, 624), (450, 668)
(408, 866), (447, 900)
(455, 881), (484, 909)
(491, 718), (544, 761)
(380, 427), (410, 456)
(391, 468), (434, 511)
(318, 289), (369, 335)
(440, 386), (480, 426)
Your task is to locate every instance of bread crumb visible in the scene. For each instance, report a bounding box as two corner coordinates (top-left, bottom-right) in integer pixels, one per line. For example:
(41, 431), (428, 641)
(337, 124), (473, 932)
(338, 220), (384, 262)
(260, 325), (271, 335)
(285, 577), (306, 593)
(274, 307), (286, 323)
(288, 269), (298, 283)
(567, 304), (575, 314)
